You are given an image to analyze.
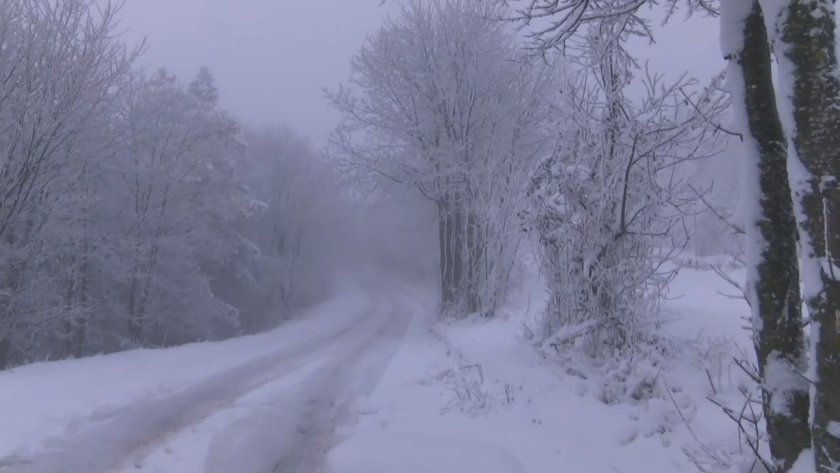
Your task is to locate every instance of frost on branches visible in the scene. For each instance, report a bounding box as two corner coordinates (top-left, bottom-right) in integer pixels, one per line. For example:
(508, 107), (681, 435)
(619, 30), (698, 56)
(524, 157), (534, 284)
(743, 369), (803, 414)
(0, 0), (348, 369)
(528, 23), (729, 356)
(329, 0), (556, 317)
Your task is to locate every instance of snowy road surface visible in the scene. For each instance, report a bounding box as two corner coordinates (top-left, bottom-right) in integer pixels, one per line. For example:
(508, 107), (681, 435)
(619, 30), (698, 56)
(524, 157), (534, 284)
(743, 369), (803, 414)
(1, 267), (751, 473)
(0, 276), (429, 473)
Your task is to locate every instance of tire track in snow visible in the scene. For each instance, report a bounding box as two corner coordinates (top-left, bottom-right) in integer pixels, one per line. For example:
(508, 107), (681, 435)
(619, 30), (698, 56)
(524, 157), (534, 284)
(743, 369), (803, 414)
(202, 290), (414, 473)
(2, 295), (382, 473)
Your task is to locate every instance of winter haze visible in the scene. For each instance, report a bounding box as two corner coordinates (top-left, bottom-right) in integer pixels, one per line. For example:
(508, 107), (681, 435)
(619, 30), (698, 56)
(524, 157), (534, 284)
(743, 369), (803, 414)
(120, 2), (721, 144)
(1, 1), (838, 473)
(121, 0), (393, 143)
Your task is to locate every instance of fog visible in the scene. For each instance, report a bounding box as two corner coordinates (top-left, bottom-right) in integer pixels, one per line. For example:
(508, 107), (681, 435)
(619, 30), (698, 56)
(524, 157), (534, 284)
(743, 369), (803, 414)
(6, 0), (840, 471)
(118, 2), (722, 146)
(120, 0), (395, 145)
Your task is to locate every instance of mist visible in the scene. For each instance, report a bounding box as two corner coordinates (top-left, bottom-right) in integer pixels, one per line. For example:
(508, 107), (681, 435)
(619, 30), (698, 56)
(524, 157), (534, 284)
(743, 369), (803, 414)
(120, 0), (396, 144)
(5, 0), (835, 472)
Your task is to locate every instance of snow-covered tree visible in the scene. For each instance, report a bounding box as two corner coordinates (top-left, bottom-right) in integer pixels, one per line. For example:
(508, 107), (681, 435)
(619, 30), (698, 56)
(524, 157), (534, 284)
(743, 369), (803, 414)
(329, 0), (554, 316)
(721, 0), (810, 469)
(0, 0), (354, 369)
(0, 0), (137, 367)
(237, 127), (346, 328)
(508, 0), (839, 468)
(111, 68), (248, 346)
(528, 24), (728, 354)
(759, 0), (840, 468)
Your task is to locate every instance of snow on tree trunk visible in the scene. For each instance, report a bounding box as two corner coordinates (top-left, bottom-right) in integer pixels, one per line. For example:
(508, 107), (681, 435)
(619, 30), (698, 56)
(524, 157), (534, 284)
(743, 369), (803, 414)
(760, 0), (840, 468)
(0, 0), (137, 366)
(721, 0), (811, 469)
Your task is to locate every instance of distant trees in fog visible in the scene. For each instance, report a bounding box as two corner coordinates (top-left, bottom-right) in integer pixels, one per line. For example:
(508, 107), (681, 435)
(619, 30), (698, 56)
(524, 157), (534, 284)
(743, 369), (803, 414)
(0, 0), (339, 368)
(505, 0), (840, 470)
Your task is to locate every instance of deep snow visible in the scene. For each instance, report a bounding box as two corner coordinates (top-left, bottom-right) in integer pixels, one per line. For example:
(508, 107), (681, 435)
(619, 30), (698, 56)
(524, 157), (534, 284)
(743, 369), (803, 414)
(0, 274), (433, 473)
(0, 263), (757, 473)
(327, 262), (756, 473)
(0, 291), (366, 463)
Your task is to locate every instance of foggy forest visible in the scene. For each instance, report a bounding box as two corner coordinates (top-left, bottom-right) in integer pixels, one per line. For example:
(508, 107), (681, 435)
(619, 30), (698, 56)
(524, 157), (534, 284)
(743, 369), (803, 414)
(0, 0), (839, 472)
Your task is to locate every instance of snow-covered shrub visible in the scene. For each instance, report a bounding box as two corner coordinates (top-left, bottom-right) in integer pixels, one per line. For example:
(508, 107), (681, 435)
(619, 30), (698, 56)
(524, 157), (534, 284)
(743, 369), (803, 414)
(421, 364), (492, 414)
(421, 361), (519, 415)
(527, 25), (728, 357)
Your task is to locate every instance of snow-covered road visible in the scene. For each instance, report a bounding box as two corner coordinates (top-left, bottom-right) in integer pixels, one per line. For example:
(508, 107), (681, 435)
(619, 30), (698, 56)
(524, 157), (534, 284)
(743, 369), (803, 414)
(0, 276), (431, 473)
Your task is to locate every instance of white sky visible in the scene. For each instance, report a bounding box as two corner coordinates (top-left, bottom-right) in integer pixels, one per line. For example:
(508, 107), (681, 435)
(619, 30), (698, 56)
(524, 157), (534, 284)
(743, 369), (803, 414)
(120, 0), (395, 145)
(119, 1), (721, 146)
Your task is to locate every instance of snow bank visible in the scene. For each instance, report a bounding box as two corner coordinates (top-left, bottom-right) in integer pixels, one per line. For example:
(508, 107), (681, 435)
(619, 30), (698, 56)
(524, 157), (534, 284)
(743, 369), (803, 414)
(0, 289), (369, 460)
(328, 266), (754, 473)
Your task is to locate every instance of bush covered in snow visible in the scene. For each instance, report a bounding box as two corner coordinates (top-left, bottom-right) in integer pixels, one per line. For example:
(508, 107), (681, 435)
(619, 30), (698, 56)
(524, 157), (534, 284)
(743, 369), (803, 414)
(527, 29), (728, 357)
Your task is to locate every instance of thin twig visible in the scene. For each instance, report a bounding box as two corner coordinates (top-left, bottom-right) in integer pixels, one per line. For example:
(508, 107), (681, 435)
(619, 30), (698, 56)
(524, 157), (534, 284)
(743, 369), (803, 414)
(665, 382), (700, 442)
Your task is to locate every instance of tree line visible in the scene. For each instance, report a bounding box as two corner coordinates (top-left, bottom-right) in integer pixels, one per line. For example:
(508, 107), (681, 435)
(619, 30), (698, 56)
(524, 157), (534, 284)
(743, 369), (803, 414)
(0, 0), (342, 369)
(331, 0), (839, 471)
(3, 0), (837, 467)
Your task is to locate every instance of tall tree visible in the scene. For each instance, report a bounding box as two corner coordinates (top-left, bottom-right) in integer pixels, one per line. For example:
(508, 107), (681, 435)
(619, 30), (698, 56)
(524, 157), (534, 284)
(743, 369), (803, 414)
(721, 0), (810, 469)
(115, 68), (243, 345)
(761, 0), (840, 468)
(0, 1), (344, 368)
(330, 0), (553, 317)
(0, 0), (136, 367)
(528, 21), (727, 354)
(238, 127), (340, 325)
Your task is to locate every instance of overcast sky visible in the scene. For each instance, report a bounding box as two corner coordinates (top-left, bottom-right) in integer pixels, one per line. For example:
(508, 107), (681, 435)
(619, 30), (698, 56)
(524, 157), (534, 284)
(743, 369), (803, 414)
(119, 2), (720, 147)
(120, 1), (395, 146)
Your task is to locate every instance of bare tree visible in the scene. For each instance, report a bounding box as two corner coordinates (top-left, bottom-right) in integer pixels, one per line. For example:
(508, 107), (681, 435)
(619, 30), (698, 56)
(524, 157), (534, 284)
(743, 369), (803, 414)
(0, 0), (137, 367)
(498, 0), (716, 51)
(329, 0), (555, 317)
(0, 1), (349, 369)
(237, 127), (343, 327)
(113, 68), (244, 346)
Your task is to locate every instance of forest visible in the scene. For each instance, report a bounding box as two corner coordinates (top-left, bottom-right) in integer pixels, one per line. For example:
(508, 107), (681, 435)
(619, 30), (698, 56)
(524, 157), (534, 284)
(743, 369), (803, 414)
(0, 0), (839, 472)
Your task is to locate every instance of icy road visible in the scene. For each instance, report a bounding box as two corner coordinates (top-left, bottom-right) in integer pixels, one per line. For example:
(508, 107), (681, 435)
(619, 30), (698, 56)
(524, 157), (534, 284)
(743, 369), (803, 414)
(0, 276), (429, 473)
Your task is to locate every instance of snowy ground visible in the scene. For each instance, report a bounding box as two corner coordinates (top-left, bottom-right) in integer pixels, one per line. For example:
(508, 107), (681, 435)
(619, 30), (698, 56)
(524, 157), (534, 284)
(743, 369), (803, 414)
(327, 262), (755, 473)
(0, 273), (436, 473)
(0, 263), (755, 473)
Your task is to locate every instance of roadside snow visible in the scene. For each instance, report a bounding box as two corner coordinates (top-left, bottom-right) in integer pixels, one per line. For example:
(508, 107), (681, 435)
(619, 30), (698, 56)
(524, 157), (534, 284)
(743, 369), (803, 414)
(0, 263), (757, 473)
(0, 289), (369, 461)
(328, 266), (754, 473)
(828, 421), (840, 439)
(114, 358), (328, 473)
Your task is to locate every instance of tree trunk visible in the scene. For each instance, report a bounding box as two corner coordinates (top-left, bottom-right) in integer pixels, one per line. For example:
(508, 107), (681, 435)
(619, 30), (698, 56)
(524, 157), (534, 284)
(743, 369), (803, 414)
(438, 194), (478, 316)
(763, 0), (840, 468)
(450, 205), (466, 313)
(438, 200), (450, 308)
(0, 337), (9, 370)
(724, 1), (811, 469)
(127, 249), (145, 344)
(465, 210), (482, 315)
(438, 198), (458, 312)
(127, 273), (143, 344)
(72, 242), (90, 358)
